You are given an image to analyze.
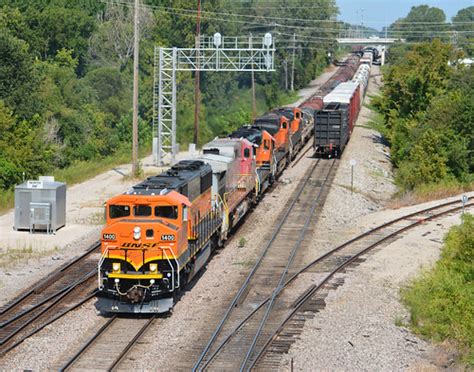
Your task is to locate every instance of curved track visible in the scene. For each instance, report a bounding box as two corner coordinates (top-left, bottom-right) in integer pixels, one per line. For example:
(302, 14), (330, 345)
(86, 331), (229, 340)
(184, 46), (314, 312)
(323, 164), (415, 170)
(0, 243), (100, 355)
(192, 197), (472, 371)
(193, 158), (338, 371)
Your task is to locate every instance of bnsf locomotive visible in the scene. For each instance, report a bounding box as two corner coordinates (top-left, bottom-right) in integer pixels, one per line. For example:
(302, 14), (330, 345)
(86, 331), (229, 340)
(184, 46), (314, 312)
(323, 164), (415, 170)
(96, 53), (367, 314)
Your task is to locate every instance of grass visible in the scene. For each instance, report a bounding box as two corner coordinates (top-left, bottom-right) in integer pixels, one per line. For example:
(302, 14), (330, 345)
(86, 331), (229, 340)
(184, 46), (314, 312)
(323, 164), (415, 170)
(401, 213), (474, 366)
(0, 145), (151, 215)
(53, 145), (150, 186)
(238, 237), (247, 248)
(0, 189), (14, 214)
(0, 245), (60, 269)
(388, 180), (474, 209)
(394, 314), (407, 327)
(366, 111), (388, 137)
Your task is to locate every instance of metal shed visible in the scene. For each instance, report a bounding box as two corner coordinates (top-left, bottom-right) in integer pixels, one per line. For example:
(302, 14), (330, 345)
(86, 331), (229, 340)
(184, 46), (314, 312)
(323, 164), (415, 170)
(14, 176), (66, 234)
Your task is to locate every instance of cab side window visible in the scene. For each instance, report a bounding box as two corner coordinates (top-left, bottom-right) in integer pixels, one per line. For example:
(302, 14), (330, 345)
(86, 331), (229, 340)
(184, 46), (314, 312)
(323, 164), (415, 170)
(244, 148), (250, 158)
(264, 140), (270, 150)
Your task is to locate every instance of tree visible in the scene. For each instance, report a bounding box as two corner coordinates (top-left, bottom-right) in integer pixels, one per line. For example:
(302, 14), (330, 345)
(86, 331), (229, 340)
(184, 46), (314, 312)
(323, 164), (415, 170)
(452, 6), (474, 56)
(88, 3), (153, 70)
(0, 30), (38, 118)
(389, 5), (448, 42)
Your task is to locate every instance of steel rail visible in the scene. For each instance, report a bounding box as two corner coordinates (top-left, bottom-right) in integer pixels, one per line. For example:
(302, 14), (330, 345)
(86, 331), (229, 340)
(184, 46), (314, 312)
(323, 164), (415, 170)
(291, 141), (313, 168)
(193, 196), (472, 369)
(109, 316), (157, 371)
(192, 158), (322, 371)
(0, 269), (96, 347)
(0, 291), (98, 356)
(239, 159), (336, 371)
(60, 315), (118, 372)
(248, 201), (473, 369)
(0, 242), (99, 317)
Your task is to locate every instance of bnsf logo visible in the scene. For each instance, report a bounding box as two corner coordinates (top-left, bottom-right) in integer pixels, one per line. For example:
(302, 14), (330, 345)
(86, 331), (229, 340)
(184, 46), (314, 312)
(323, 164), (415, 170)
(121, 242), (160, 248)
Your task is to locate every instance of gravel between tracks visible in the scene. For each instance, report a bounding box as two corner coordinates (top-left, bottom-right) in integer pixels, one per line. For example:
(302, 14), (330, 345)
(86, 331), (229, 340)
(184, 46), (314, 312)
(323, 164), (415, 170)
(0, 65), (340, 370)
(1, 64), (467, 371)
(278, 66), (471, 370)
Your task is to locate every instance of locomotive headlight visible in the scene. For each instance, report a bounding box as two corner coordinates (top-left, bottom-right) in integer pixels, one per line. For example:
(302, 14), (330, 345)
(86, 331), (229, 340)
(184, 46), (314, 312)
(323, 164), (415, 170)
(112, 262), (121, 273)
(149, 263), (158, 273)
(133, 226), (141, 240)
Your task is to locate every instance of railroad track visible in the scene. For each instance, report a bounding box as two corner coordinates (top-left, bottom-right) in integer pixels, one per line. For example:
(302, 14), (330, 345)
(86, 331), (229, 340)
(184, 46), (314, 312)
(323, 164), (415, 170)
(0, 243), (101, 355)
(192, 157), (338, 371)
(193, 196), (472, 371)
(60, 315), (157, 371)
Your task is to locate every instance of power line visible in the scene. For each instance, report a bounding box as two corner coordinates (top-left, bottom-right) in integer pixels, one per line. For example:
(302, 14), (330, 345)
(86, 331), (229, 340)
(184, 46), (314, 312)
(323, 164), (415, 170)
(104, 1), (474, 37)
(102, 0), (474, 42)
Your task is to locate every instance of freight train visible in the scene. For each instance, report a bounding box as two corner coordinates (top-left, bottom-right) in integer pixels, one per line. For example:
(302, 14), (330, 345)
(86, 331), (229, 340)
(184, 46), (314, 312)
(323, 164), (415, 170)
(313, 63), (370, 157)
(96, 54), (366, 314)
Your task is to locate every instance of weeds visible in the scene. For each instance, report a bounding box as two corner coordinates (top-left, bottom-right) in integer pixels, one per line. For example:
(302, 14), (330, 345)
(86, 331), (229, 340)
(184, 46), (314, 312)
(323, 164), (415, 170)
(238, 237), (247, 248)
(401, 214), (474, 365)
(388, 180), (474, 209)
(0, 245), (59, 269)
(394, 314), (406, 327)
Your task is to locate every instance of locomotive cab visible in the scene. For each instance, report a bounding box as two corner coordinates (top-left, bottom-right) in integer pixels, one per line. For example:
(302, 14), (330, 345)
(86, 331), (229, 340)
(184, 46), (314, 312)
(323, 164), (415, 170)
(98, 192), (191, 313)
(97, 160), (221, 314)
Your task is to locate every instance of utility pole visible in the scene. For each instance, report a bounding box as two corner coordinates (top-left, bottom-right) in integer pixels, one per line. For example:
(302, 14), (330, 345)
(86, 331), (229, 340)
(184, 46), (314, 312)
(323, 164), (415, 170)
(290, 33), (295, 91)
(283, 59), (288, 90)
(250, 33), (257, 120)
(251, 69), (257, 120)
(132, 0), (140, 177)
(193, 0), (201, 147)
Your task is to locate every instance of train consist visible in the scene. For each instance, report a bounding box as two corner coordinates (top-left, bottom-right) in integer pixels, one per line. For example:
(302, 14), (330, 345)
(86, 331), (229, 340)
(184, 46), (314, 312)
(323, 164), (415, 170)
(96, 53), (371, 314)
(313, 61), (371, 157)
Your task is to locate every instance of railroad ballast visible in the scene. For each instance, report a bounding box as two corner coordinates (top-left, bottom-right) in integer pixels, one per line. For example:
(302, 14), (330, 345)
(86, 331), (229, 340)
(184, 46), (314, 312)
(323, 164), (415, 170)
(96, 52), (371, 314)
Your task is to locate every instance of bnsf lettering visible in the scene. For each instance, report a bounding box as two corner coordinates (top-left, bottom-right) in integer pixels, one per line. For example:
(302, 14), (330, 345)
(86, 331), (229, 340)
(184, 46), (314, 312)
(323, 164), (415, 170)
(121, 242), (161, 248)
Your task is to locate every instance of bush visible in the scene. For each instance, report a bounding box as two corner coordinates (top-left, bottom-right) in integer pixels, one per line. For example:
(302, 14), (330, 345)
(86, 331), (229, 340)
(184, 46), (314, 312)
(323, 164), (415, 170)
(401, 214), (474, 365)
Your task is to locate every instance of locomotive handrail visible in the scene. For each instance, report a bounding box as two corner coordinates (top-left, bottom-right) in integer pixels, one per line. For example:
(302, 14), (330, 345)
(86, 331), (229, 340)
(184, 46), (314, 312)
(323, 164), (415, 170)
(255, 168), (260, 195)
(97, 246), (112, 288)
(160, 246), (179, 290)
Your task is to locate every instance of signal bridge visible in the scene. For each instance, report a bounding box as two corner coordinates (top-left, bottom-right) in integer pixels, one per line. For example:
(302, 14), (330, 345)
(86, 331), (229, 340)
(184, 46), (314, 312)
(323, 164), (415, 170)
(153, 33), (275, 165)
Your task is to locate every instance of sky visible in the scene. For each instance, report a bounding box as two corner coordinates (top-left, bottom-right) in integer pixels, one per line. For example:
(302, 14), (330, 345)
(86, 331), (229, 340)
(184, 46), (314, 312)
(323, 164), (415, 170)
(336, 0), (473, 30)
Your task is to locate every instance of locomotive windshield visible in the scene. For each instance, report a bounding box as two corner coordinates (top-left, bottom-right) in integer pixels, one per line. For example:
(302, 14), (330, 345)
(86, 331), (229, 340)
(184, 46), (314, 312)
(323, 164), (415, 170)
(155, 205), (178, 219)
(134, 205), (152, 216)
(109, 205), (130, 219)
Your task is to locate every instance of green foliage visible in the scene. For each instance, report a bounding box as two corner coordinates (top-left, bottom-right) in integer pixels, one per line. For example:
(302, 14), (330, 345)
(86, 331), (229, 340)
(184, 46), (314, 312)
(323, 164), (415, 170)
(452, 6), (474, 57)
(401, 214), (474, 365)
(389, 5), (448, 42)
(0, 0), (337, 208)
(373, 39), (473, 191)
(0, 30), (39, 117)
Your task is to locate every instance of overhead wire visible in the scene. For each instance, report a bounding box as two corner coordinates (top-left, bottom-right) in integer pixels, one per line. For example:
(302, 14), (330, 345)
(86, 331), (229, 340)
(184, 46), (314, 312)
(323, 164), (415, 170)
(104, 0), (474, 31)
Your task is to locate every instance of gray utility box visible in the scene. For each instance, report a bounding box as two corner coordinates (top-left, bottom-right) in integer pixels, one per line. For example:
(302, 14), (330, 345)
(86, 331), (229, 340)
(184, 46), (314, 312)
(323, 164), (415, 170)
(14, 176), (66, 233)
